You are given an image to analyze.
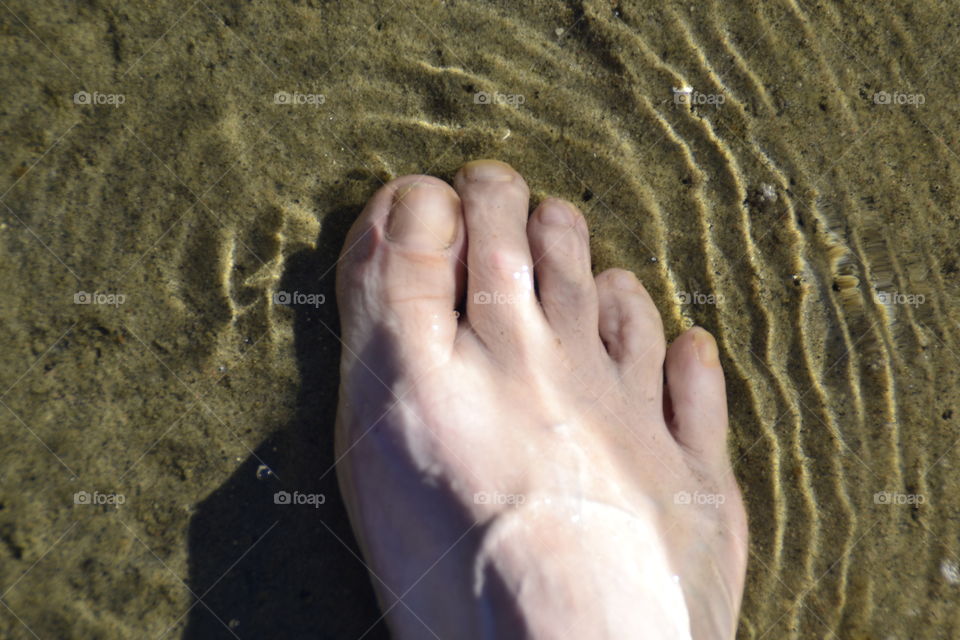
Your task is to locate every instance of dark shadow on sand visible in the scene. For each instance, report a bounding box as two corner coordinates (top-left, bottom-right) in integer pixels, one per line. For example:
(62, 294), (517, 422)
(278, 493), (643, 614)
(183, 201), (390, 640)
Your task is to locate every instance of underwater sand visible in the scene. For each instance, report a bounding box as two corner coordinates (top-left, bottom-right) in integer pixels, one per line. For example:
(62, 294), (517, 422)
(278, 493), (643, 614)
(1, 0), (959, 638)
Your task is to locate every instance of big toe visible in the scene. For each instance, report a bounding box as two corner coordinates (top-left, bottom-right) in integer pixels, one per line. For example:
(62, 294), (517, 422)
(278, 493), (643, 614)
(336, 175), (466, 366)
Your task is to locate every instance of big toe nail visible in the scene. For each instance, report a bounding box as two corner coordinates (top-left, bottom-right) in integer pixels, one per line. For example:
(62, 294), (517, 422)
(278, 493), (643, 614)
(386, 182), (460, 250)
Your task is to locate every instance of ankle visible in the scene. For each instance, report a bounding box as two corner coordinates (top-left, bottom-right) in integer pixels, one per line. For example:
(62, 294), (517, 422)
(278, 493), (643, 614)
(471, 496), (693, 639)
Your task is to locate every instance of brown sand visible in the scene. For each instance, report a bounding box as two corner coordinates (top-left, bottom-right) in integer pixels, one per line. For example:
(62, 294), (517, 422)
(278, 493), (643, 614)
(1, 0), (959, 638)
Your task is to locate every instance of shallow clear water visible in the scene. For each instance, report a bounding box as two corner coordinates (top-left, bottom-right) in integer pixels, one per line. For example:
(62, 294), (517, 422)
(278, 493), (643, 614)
(1, 0), (958, 638)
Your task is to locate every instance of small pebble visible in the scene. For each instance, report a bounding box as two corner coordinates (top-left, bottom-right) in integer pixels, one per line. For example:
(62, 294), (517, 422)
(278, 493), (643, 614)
(941, 558), (959, 585)
(760, 183), (777, 202)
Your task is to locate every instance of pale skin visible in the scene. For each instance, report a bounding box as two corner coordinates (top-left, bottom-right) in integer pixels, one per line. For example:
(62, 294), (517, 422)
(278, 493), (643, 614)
(334, 160), (748, 639)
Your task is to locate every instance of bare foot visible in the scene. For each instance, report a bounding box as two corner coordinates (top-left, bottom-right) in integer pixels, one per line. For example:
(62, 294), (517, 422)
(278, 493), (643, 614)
(334, 160), (748, 639)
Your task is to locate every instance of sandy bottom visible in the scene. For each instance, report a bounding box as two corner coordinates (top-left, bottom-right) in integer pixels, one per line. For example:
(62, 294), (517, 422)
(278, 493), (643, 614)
(1, 0), (959, 638)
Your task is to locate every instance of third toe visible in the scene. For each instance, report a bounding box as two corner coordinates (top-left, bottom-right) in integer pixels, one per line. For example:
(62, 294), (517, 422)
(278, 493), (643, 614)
(595, 269), (667, 388)
(528, 198), (599, 346)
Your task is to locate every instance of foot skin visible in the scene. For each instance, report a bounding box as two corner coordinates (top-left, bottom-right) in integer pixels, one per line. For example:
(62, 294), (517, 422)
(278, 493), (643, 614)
(333, 161), (748, 640)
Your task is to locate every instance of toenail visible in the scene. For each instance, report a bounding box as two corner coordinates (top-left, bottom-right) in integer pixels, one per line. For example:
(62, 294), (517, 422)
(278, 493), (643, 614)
(612, 271), (639, 290)
(693, 328), (720, 366)
(460, 159), (516, 182)
(539, 200), (575, 226)
(393, 182), (441, 205)
(387, 183), (459, 249)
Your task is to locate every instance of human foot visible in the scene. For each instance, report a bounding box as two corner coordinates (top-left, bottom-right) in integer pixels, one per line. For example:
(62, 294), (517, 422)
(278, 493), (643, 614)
(333, 160), (748, 639)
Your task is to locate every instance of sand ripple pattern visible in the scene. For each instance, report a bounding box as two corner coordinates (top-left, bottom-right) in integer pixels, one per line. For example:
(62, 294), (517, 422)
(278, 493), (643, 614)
(1, 0), (958, 638)
(307, 2), (957, 636)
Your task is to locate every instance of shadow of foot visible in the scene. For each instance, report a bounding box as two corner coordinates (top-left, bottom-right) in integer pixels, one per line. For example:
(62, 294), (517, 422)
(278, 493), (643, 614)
(183, 201), (389, 640)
